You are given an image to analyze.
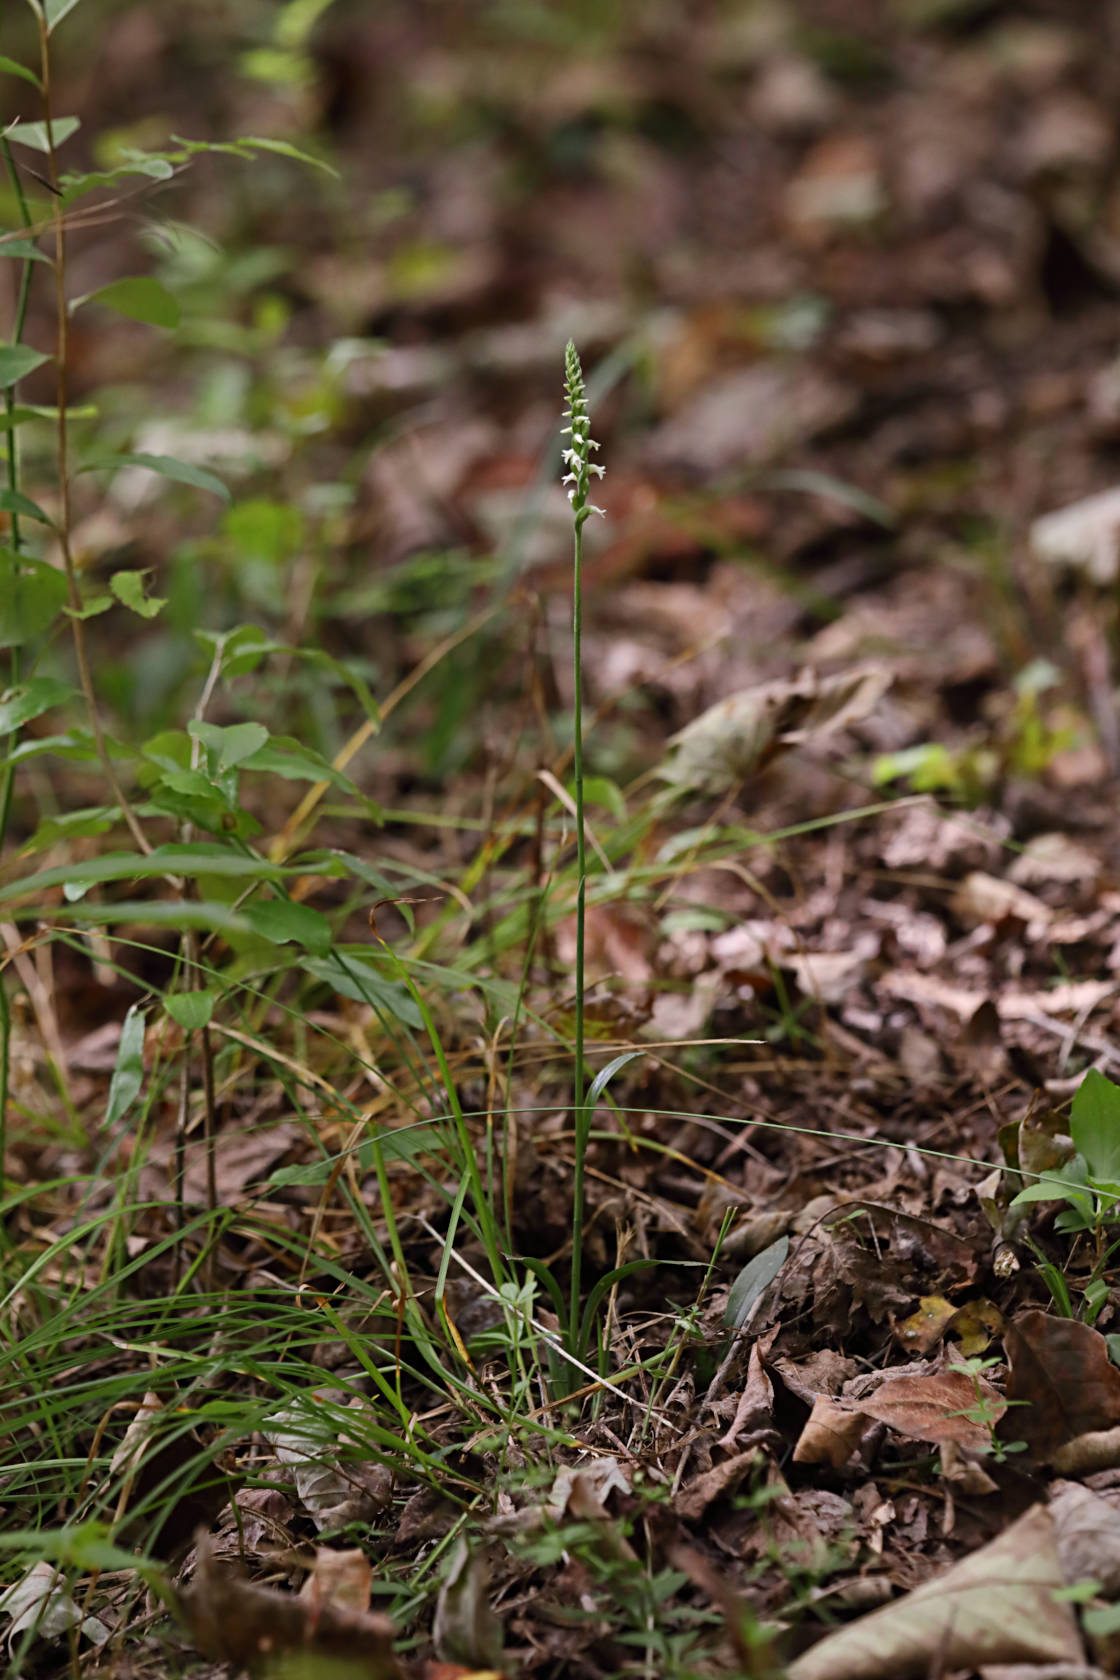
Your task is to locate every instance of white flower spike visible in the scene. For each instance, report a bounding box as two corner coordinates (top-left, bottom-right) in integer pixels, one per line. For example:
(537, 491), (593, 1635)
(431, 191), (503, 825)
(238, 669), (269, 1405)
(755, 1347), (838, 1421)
(562, 340), (606, 527)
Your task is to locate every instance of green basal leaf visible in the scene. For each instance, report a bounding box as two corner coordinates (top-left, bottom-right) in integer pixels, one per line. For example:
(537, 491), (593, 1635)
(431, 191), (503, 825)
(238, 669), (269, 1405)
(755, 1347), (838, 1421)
(724, 1236), (789, 1330)
(60, 154), (176, 198)
(1071, 1067), (1120, 1186)
(22, 807), (119, 851)
(68, 595), (113, 620)
(243, 897), (332, 955)
(103, 1004), (145, 1128)
(0, 403), (95, 429)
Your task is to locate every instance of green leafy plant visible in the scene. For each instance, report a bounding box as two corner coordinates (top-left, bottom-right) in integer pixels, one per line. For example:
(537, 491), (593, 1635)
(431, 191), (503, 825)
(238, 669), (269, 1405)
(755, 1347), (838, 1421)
(1011, 1068), (1120, 1235)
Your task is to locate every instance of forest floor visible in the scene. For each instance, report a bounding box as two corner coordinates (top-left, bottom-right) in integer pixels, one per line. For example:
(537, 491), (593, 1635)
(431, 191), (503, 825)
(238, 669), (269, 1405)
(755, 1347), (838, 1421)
(8, 2), (1120, 1677)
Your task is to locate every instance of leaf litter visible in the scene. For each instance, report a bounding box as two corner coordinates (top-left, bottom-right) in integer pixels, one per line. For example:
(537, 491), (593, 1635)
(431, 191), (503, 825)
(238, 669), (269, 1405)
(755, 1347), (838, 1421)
(14, 1), (1120, 1677)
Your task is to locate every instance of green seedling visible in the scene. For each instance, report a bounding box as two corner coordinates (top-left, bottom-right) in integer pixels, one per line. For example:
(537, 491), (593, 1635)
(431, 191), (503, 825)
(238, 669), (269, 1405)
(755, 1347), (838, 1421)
(945, 1355), (1029, 1463)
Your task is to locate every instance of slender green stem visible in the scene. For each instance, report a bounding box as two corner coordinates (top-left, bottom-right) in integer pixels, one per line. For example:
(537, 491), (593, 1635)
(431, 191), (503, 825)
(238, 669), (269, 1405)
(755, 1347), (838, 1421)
(560, 341), (604, 1356)
(568, 511), (588, 1346)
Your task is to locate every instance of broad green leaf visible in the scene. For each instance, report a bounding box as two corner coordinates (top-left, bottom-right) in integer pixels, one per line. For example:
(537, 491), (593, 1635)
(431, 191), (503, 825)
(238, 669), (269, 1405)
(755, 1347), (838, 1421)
(110, 569), (167, 618)
(1071, 1068), (1120, 1185)
(164, 990), (216, 1031)
(0, 241), (50, 264)
(582, 776), (626, 820)
(23, 806), (118, 850)
(213, 624), (270, 677)
(0, 344), (49, 388)
(724, 1235), (789, 1330)
(0, 677), (72, 733)
(241, 737), (357, 790)
(44, 0), (85, 29)
(0, 487), (52, 524)
(67, 593), (113, 619)
(75, 276), (179, 329)
(0, 843), (294, 900)
(189, 719), (269, 773)
(103, 1005), (145, 1128)
(6, 116), (80, 152)
(1010, 1175), (1078, 1207)
(141, 730), (190, 773)
(80, 451), (229, 501)
(0, 56), (41, 90)
(8, 898), (258, 935)
(157, 767), (229, 803)
(0, 404), (95, 429)
(243, 897), (332, 955)
(0, 727), (120, 769)
(304, 955), (424, 1026)
(0, 551), (67, 646)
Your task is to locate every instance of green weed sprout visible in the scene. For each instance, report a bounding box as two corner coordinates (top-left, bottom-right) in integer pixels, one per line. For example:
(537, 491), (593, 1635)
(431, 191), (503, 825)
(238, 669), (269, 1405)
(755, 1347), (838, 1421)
(561, 339), (605, 1349)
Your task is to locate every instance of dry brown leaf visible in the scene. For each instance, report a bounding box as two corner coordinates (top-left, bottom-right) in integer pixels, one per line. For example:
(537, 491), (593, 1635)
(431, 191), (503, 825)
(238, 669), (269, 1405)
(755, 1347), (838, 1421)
(1002, 1311), (1120, 1459)
(857, 1367), (1003, 1453)
(786, 1502), (1082, 1680)
(792, 1396), (869, 1468)
(300, 1548), (374, 1616)
(1049, 1480), (1120, 1597)
(1052, 1426), (1120, 1476)
(176, 1531), (402, 1677)
(716, 1342), (774, 1450)
(894, 1295), (957, 1355)
(674, 1448), (763, 1521)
